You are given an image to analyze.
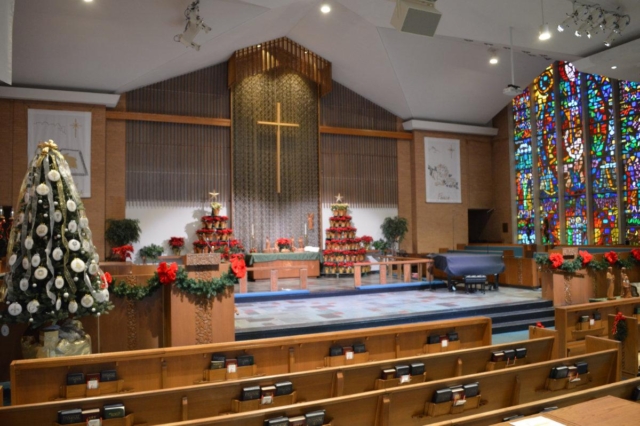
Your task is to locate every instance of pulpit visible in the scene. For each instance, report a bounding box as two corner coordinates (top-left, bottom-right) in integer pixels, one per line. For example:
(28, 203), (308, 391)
(163, 253), (235, 346)
(540, 249), (594, 306)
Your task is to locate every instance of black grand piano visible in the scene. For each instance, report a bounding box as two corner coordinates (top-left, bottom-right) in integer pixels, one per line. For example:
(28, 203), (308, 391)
(431, 252), (505, 293)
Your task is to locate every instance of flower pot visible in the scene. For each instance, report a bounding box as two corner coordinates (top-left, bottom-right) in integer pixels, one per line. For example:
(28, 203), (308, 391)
(338, 267), (345, 274)
(280, 248), (291, 253)
(212, 208), (220, 216)
(197, 234), (205, 242)
(205, 222), (213, 229)
(171, 247), (181, 256)
(213, 220), (220, 228)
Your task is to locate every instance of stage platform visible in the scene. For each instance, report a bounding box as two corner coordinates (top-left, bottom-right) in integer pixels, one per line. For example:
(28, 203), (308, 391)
(234, 275), (553, 340)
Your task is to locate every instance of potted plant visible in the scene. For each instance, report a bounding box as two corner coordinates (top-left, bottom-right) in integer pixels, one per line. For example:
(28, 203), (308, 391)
(380, 216), (409, 255)
(139, 244), (164, 264)
(372, 239), (389, 255)
(168, 237), (185, 255)
(105, 219), (141, 261)
(276, 238), (292, 252)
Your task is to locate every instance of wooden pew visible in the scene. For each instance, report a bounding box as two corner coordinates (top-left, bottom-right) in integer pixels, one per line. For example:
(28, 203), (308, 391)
(146, 343), (620, 426)
(10, 317), (492, 405)
(607, 313), (640, 378)
(555, 297), (640, 359)
(428, 377), (640, 426)
(0, 335), (557, 425)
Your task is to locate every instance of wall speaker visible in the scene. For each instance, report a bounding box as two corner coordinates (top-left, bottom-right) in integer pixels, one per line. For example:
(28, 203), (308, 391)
(390, 0), (442, 37)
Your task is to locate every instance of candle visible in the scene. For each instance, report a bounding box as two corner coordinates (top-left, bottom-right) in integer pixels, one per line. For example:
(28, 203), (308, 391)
(251, 224), (254, 236)
(304, 223), (307, 235)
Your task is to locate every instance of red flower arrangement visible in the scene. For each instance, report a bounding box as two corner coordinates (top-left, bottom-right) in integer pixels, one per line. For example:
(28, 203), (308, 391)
(157, 262), (178, 285)
(276, 238), (292, 249)
(193, 240), (209, 247)
(632, 248), (640, 262)
(169, 237), (185, 248)
(201, 216), (214, 223)
(361, 235), (373, 244)
(197, 228), (215, 234)
(578, 250), (593, 266)
(605, 251), (619, 266)
(101, 272), (113, 289)
(230, 254), (246, 279)
(112, 245), (134, 261)
(218, 216), (229, 221)
(549, 252), (564, 269)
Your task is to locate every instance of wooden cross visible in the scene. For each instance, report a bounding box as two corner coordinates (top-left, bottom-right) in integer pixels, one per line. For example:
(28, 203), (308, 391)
(71, 119), (81, 138)
(257, 102), (299, 193)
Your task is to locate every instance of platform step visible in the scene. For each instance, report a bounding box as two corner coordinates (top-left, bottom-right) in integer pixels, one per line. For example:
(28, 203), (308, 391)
(492, 316), (555, 335)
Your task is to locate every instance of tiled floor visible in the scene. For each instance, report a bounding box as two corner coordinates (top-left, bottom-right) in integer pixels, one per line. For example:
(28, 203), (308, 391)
(234, 275), (543, 333)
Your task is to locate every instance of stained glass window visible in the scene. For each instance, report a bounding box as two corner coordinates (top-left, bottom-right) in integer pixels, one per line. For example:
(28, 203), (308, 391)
(587, 74), (618, 244)
(534, 65), (559, 245)
(620, 81), (640, 243)
(558, 62), (587, 245)
(513, 88), (535, 243)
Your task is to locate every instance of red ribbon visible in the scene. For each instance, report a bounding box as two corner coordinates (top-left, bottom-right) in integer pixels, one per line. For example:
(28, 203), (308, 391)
(157, 262), (178, 285)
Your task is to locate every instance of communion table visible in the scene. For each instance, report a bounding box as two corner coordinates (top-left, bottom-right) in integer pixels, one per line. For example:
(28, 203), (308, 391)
(246, 252), (322, 280)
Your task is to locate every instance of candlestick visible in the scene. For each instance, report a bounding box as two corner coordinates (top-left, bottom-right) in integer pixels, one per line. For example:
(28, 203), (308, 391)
(251, 223), (254, 236)
(304, 223), (307, 235)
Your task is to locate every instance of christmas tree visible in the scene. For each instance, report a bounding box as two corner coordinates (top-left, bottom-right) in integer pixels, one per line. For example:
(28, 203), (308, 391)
(1, 141), (112, 329)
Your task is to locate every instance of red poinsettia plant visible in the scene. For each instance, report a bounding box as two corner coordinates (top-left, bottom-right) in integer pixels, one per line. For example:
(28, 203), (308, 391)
(201, 216), (214, 224)
(169, 237), (185, 248)
(361, 235), (374, 243)
(605, 251), (619, 266)
(276, 238), (292, 249)
(229, 254), (246, 279)
(157, 262), (178, 285)
(112, 245), (134, 261)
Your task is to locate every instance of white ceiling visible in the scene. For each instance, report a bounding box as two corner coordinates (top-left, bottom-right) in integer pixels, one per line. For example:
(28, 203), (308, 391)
(10, 0), (640, 125)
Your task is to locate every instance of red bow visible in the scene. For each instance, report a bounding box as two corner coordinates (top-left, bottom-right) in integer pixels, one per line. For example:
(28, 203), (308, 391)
(605, 251), (619, 266)
(112, 245), (133, 261)
(631, 249), (640, 262)
(536, 322), (545, 328)
(549, 253), (564, 269)
(157, 262), (178, 285)
(612, 311), (624, 335)
(578, 250), (592, 266)
(101, 272), (113, 289)
(230, 255), (246, 279)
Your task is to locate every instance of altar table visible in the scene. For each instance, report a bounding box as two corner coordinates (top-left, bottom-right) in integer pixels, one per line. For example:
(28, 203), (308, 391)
(246, 252), (322, 280)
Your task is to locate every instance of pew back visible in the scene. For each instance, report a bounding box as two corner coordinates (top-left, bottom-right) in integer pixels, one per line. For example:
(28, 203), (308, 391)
(10, 317), (492, 405)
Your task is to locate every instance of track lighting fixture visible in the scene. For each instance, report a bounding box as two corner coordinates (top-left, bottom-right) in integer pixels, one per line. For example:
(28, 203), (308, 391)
(538, 0), (551, 40)
(488, 48), (499, 65)
(556, 1), (630, 47)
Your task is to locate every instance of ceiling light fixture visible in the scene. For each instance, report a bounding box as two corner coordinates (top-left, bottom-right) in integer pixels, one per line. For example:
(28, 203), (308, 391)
(488, 48), (499, 65)
(174, 0), (211, 51)
(539, 0), (551, 40)
(556, 1), (630, 47)
(320, 4), (331, 14)
(611, 65), (617, 69)
(83, 0), (93, 3)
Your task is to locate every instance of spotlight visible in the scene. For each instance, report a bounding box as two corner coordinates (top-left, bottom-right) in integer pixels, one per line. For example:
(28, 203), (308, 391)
(611, 65), (617, 69)
(539, 23), (551, 40)
(174, 0), (211, 51)
(488, 48), (499, 65)
(320, 4), (331, 14)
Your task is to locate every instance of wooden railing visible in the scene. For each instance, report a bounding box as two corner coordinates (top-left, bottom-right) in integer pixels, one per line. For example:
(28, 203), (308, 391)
(353, 258), (433, 287)
(238, 265), (310, 293)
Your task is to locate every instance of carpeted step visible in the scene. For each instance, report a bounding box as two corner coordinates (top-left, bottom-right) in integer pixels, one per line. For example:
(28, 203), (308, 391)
(489, 307), (555, 325)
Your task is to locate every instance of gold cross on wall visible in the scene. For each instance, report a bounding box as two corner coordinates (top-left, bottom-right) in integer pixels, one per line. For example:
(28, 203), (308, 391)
(71, 119), (81, 138)
(257, 102), (299, 193)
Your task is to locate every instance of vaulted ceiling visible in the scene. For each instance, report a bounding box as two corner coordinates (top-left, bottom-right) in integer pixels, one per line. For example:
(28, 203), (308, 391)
(11, 0), (640, 125)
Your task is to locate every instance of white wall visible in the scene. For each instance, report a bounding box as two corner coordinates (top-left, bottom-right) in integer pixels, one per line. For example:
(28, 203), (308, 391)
(125, 203), (228, 263)
(320, 206), (398, 245)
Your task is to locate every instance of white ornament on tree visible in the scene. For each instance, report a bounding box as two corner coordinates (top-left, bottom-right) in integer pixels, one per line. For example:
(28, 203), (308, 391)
(56, 298), (62, 311)
(8, 254), (16, 266)
(52, 247), (63, 261)
(81, 294), (94, 308)
(94, 289), (109, 303)
(68, 239), (81, 251)
(19, 279), (29, 291)
(8, 302), (22, 316)
(36, 224), (48, 237)
(31, 253), (41, 268)
(70, 258), (86, 273)
(55, 276), (64, 289)
(47, 170), (61, 182)
(26, 299), (40, 314)
(24, 236), (34, 250)
(80, 217), (89, 228)
(88, 262), (98, 275)
(68, 300), (78, 314)
(36, 183), (50, 196)
(34, 266), (48, 280)
(68, 220), (78, 233)
(82, 240), (91, 252)
(22, 257), (29, 269)
(66, 200), (77, 212)
(54, 210), (62, 222)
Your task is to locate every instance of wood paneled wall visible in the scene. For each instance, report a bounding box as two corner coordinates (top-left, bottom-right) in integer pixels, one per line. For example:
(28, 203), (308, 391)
(398, 130), (494, 254)
(488, 106), (514, 243)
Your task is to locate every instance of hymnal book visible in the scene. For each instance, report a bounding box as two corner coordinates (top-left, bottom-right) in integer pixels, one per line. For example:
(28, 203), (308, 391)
(329, 345), (343, 357)
(490, 351), (504, 362)
(82, 408), (101, 421)
(58, 408), (83, 425)
(502, 349), (516, 360)
(410, 362), (425, 376)
(394, 364), (410, 378)
(288, 415), (306, 426)
(593, 312), (601, 320)
(549, 366), (568, 379)
(463, 382), (479, 398)
(260, 385), (276, 405)
(381, 368), (396, 380)
(427, 334), (440, 344)
(353, 342), (366, 353)
(451, 386), (466, 406)
(100, 369), (117, 382)
(86, 373), (100, 390)
(632, 385), (640, 401)
(226, 358), (238, 373)
(432, 388), (452, 403)
(447, 331), (459, 341)
(87, 419), (101, 426)
(210, 360), (225, 370)
(575, 361), (588, 374)
(211, 353), (226, 363)
(515, 347), (527, 359)
(304, 409), (326, 426)
(103, 403), (125, 419)
(237, 354), (254, 367)
(274, 381), (293, 396)
(241, 385), (261, 401)
(263, 416), (289, 426)
(66, 372), (85, 385)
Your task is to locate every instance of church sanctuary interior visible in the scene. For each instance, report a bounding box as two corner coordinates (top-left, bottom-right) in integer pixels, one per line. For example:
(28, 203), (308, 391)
(3, 0), (640, 424)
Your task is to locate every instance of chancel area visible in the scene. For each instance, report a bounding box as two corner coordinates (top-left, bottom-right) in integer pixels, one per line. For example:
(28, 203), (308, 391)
(2, 0), (640, 425)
